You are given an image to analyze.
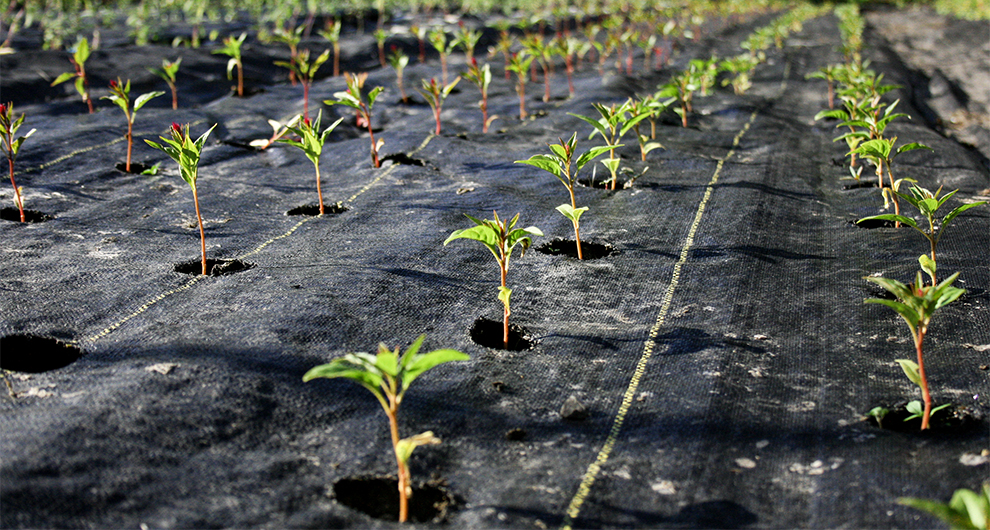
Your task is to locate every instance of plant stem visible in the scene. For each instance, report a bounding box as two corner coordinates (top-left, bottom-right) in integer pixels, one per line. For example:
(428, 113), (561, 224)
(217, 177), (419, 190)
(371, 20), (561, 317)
(236, 64), (244, 97)
(385, 401), (410, 522)
(192, 187), (207, 275)
(170, 84), (178, 109)
(315, 161), (324, 215)
(8, 156), (24, 222)
(125, 120), (133, 172)
(915, 330), (932, 430)
(303, 81), (310, 122)
(569, 187), (583, 259)
(500, 260), (508, 348)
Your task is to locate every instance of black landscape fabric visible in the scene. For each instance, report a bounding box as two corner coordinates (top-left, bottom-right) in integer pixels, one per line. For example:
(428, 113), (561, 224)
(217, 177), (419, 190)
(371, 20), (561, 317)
(1, 5), (989, 529)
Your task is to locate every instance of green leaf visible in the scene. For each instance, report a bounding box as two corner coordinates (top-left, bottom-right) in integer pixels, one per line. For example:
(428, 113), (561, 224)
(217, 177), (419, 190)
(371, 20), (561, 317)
(498, 285), (511, 309)
(569, 112), (609, 138)
(895, 359), (922, 387)
(226, 57), (237, 79)
(402, 348), (469, 390)
(134, 91), (165, 112)
(444, 224), (499, 252)
(919, 254), (936, 283)
(368, 86), (384, 107)
(576, 145), (613, 171)
(897, 142), (932, 155)
(556, 203), (588, 223)
(942, 201), (987, 226)
(50, 72), (76, 87)
(395, 431), (441, 465)
(950, 487), (989, 530)
(857, 214), (917, 228)
(898, 496), (981, 530)
(374, 346), (399, 378)
(516, 155), (563, 178)
(302, 357), (385, 399)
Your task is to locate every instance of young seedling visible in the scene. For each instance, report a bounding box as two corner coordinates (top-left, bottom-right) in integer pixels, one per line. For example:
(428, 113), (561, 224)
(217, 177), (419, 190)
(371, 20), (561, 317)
(303, 335), (469, 523)
(418, 76), (460, 136)
(659, 69), (701, 128)
(0, 103), (36, 223)
(213, 32), (246, 97)
(249, 118), (293, 150)
(849, 135), (931, 223)
(570, 101), (644, 190)
(274, 48), (330, 121)
(387, 46), (410, 104)
(147, 58), (182, 110)
(555, 35), (582, 98)
(102, 78), (164, 173)
(515, 133), (611, 259)
(859, 185), (986, 285)
(409, 24), (428, 64)
(719, 54), (759, 95)
(318, 18), (342, 77)
(50, 37), (94, 113)
(463, 58), (495, 133)
(506, 52), (535, 120)
(807, 64), (843, 110)
(865, 270), (965, 430)
(428, 27), (456, 85)
(521, 34), (554, 102)
(145, 122), (218, 276)
(325, 73), (385, 168)
(272, 24), (304, 84)
(627, 96), (666, 161)
(491, 24), (515, 80)
(374, 28), (388, 68)
(277, 111), (344, 215)
(454, 23), (481, 62)
(444, 212), (543, 349)
(899, 485), (990, 530)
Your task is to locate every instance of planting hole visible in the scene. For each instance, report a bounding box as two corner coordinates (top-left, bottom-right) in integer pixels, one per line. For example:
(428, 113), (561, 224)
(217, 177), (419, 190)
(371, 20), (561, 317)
(864, 402), (983, 433)
(381, 153), (426, 166)
(1, 208), (53, 223)
(115, 162), (154, 174)
(470, 317), (535, 351)
(535, 238), (617, 260)
(842, 179), (879, 190)
(852, 218), (896, 229)
(173, 258), (254, 276)
(285, 203), (348, 216)
(333, 476), (454, 523)
(577, 176), (632, 190)
(0, 334), (82, 373)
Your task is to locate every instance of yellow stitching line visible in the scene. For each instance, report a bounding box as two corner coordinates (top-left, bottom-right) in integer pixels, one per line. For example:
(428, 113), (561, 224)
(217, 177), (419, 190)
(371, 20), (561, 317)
(74, 134), (433, 345)
(560, 58), (790, 529)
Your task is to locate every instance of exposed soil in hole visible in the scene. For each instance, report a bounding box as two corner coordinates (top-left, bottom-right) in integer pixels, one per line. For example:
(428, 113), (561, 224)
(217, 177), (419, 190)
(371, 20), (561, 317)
(864, 401), (984, 434)
(333, 476), (455, 523)
(173, 258), (254, 276)
(1, 207), (54, 223)
(851, 218), (896, 229)
(0, 334), (83, 373)
(381, 152), (426, 166)
(842, 179), (879, 190)
(115, 162), (155, 174)
(535, 238), (617, 260)
(577, 175), (632, 190)
(285, 202), (348, 216)
(470, 317), (535, 351)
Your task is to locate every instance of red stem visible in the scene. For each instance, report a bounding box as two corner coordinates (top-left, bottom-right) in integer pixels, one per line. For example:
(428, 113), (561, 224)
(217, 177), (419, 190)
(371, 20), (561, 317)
(8, 156), (24, 222)
(193, 187), (207, 275)
(916, 330), (931, 430)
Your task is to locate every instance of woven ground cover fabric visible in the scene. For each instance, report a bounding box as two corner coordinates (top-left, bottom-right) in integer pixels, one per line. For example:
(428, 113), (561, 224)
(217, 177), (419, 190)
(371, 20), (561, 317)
(1, 6), (988, 529)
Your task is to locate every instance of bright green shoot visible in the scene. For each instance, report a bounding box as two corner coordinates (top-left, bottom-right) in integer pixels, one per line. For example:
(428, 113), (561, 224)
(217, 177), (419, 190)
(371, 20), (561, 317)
(463, 58), (495, 133)
(387, 46), (410, 103)
(658, 70), (700, 128)
(850, 136), (931, 222)
(145, 122), (217, 276)
(303, 335), (469, 523)
(899, 484), (990, 530)
(149, 58), (182, 110)
(103, 78), (164, 173)
(0, 102), (36, 223)
(454, 24), (481, 61)
(213, 32), (246, 97)
(720, 54), (759, 95)
(50, 37), (94, 113)
(274, 48), (330, 121)
(507, 51), (534, 120)
(374, 28), (388, 68)
(515, 133), (610, 259)
(417, 76), (460, 136)
(277, 111), (344, 215)
(318, 18), (342, 77)
(325, 72), (384, 168)
(444, 212), (542, 349)
(428, 27), (456, 85)
(859, 185), (986, 285)
(570, 101), (643, 190)
(865, 271), (965, 430)
(627, 95), (666, 161)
